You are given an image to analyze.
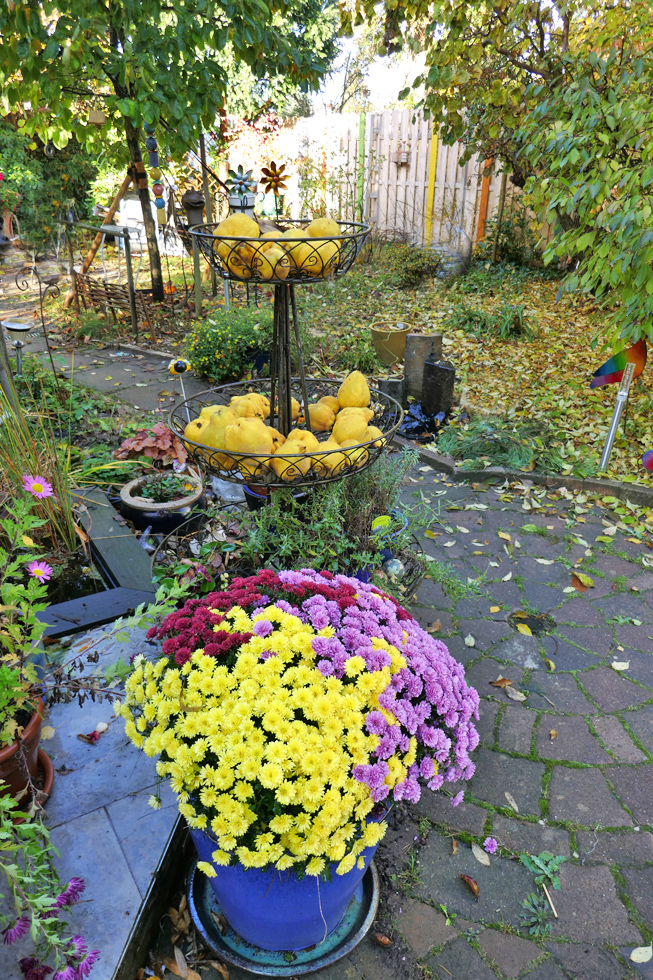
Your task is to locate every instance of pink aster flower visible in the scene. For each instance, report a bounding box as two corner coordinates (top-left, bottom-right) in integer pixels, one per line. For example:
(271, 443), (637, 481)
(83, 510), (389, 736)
(451, 790), (464, 808)
(22, 474), (54, 499)
(28, 561), (52, 582)
(483, 837), (498, 854)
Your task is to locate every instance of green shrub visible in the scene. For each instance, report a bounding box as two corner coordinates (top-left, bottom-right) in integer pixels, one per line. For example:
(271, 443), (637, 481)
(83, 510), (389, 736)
(386, 244), (442, 289)
(445, 301), (535, 340)
(186, 306), (274, 383)
(474, 196), (539, 266)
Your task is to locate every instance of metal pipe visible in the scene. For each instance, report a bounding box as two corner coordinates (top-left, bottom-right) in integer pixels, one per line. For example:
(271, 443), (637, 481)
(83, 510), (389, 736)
(191, 234), (202, 317)
(122, 228), (140, 343)
(599, 362), (635, 471)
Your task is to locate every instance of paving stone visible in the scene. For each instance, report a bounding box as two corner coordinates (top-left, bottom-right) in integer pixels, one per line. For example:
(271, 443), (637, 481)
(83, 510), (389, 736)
(622, 868), (653, 933)
(491, 814), (570, 857)
(516, 557), (571, 586)
(466, 747), (545, 814)
(413, 578), (451, 610)
(523, 961), (568, 980)
(492, 634), (544, 670)
(557, 597), (607, 627)
(304, 958), (364, 980)
(622, 703), (653, 755)
(498, 705), (536, 754)
(577, 830), (653, 866)
(395, 898), (457, 957)
(541, 635), (604, 671)
(594, 555), (643, 579)
(579, 667), (653, 711)
(619, 651), (653, 690)
(616, 625), (653, 654)
(521, 583), (567, 613)
(631, 572), (653, 592)
(50, 808), (143, 980)
(619, 947), (653, 980)
(45, 699), (159, 827)
(477, 929), (541, 978)
(607, 765), (653, 824)
(349, 934), (397, 980)
(424, 937), (498, 980)
(548, 767), (632, 827)
(551, 864), (640, 942)
(476, 699), (499, 746)
(596, 593), (653, 624)
(464, 657), (524, 696)
(555, 625), (614, 657)
(457, 619), (513, 651)
(520, 537), (566, 559)
(105, 782), (178, 896)
(411, 606), (455, 633)
(415, 838), (534, 928)
(414, 790), (488, 834)
(445, 633), (480, 665)
(548, 941), (638, 980)
(525, 673), (597, 715)
(536, 716), (612, 764)
(489, 581), (525, 608)
(593, 715), (647, 763)
(455, 597), (501, 619)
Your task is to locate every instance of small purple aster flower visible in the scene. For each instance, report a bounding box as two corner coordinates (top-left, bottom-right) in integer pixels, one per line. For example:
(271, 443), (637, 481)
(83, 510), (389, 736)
(28, 560), (52, 582)
(483, 837), (498, 855)
(3, 915), (29, 944)
(22, 474), (54, 499)
(451, 790), (464, 808)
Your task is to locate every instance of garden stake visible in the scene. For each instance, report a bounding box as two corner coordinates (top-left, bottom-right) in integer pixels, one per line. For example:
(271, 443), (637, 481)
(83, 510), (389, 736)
(599, 362), (635, 471)
(542, 882), (558, 918)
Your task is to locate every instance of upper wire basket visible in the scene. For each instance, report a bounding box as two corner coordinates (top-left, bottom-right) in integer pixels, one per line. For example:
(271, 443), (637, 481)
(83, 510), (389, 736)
(169, 379), (404, 489)
(190, 219), (370, 284)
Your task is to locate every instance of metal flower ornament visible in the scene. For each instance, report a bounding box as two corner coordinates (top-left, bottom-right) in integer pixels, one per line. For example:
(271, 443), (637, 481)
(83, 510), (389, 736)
(261, 161), (289, 218)
(225, 165), (257, 201)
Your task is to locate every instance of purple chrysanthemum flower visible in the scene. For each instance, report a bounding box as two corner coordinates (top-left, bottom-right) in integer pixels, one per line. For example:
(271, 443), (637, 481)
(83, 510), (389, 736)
(55, 877), (85, 908)
(66, 937), (88, 959)
(3, 916), (29, 944)
(53, 967), (75, 980)
(483, 837), (498, 855)
(253, 619), (273, 637)
(19, 958), (53, 980)
(75, 950), (100, 977)
(451, 790), (464, 808)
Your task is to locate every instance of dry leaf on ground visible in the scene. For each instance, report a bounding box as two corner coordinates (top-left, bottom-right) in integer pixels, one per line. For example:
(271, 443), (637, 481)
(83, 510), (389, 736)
(490, 676), (513, 688)
(611, 661), (630, 671)
(505, 688), (527, 702)
(505, 791), (519, 812)
(459, 874), (480, 899)
(471, 843), (491, 866)
(374, 933), (393, 947)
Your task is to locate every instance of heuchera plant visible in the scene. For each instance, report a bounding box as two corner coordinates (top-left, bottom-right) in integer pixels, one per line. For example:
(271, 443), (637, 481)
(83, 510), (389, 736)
(114, 422), (187, 468)
(118, 569), (479, 879)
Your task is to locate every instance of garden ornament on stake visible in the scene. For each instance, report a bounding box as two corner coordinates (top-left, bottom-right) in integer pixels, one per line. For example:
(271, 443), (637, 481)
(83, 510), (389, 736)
(225, 166), (257, 216)
(168, 357), (192, 424)
(599, 361), (635, 471)
(590, 338), (647, 388)
(260, 161), (289, 220)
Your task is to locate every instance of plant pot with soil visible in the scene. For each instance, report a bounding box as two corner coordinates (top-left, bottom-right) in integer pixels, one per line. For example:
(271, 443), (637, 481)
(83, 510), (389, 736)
(118, 568), (480, 952)
(120, 472), (205, 533)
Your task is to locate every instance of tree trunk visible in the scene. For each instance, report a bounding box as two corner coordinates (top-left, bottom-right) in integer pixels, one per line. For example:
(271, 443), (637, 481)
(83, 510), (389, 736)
(123, 117), (164, 302)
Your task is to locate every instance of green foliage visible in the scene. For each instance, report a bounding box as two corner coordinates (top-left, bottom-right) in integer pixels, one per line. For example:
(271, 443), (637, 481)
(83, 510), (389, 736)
(436, 416), (575, 477)
(0, 0), (336, 166)
(424, 562), (485, 602)
(445, 301), (534, 341)
(186, 306), (274, 383)
(520, 892), (552, 937)
(450, 261), (561, 298)
(351, 0), (653, 341)
(386, 244), (442, 289)
(520, 852), (566, 891)
(137, 473), (189, 503)
(0, 120), (96, 251)
(239, 449), (420, 582)
(474, 197), (540, 267)
(332, 324), (381, 374)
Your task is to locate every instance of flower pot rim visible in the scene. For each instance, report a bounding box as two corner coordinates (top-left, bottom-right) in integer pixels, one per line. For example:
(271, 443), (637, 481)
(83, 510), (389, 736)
(120, 474), (203, 513)
(370, 322), (412, 336)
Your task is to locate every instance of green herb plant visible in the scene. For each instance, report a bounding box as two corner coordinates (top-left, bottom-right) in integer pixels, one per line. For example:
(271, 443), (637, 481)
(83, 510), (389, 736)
(519, 852), (565, 891)
(520, 892), (552, 937)
(386, 244), (442, 289)
(137, 473), (190, 503)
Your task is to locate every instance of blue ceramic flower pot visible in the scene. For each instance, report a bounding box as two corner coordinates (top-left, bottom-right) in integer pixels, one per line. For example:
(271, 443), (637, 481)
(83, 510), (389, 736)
(352, 511), (409, 583)
(189, 828), (379, 951)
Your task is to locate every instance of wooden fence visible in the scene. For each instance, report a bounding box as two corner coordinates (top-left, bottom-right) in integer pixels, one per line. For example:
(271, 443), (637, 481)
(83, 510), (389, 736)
(275, 110), (523, 258)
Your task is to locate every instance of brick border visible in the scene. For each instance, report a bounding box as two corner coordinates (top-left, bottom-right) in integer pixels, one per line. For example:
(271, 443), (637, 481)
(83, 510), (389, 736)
(394, 435), (653, 508)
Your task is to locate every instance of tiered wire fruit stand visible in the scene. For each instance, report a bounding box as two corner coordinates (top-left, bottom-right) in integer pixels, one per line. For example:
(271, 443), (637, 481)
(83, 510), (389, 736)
(168, 219), (404, 487)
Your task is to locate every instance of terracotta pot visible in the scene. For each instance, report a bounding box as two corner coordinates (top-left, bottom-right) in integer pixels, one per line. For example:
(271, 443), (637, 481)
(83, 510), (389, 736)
(0, 699), (45, 800)
(370, 322), (412, 366)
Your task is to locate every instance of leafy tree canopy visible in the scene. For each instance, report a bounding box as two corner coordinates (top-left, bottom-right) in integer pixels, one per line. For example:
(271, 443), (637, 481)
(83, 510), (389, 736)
(0, 0), (336, 160)
(346, 0), (653, 344)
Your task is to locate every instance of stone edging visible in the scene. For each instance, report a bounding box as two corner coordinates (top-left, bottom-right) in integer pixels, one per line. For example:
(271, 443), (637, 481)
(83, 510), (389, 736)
(394, 435), (653, 508)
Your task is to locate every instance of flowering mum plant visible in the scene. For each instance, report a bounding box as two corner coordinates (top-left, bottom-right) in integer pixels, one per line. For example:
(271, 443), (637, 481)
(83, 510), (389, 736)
(118, 569), (479, 878)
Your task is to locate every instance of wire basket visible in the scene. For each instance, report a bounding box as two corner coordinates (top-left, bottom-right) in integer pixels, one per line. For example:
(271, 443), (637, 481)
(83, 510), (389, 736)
(190, 219), (370, 284)
(169, 379), (404, 489)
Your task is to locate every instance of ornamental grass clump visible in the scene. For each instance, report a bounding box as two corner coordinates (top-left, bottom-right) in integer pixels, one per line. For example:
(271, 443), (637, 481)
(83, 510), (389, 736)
(118, 569), (479, 878)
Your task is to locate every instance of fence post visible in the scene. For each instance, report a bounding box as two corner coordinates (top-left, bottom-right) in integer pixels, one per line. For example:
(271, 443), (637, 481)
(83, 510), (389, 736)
(424, 122), (439, 247)
(357, 113), (366, 220)
(476, 159), (493, 242)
